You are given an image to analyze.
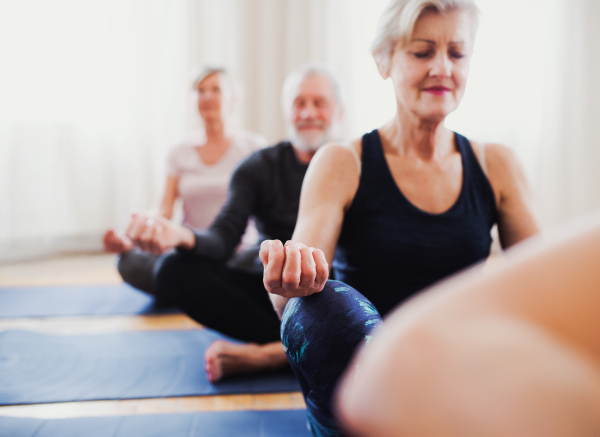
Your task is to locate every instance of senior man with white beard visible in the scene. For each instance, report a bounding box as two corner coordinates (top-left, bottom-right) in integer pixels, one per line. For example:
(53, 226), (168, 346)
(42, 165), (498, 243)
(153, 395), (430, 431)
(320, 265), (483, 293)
(125, 63), (344, 381)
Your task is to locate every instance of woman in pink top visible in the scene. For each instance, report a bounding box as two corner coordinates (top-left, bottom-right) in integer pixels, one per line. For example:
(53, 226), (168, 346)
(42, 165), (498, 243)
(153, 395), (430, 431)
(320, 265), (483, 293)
(103, 68), (266, 295)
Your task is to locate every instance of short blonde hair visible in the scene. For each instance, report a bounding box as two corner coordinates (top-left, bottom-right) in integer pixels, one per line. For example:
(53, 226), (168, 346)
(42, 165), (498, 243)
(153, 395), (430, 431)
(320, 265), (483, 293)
(371, 0), (480, 74)
(191, 67), (237, 97)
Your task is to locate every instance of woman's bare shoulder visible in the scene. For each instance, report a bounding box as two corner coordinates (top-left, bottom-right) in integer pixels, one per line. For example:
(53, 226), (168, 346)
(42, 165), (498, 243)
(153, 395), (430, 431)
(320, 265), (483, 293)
(483, 143), (524, 181)
(314, 138), (363, 170)
(474, 142), (528, 205)
(302, 139), (363, 207)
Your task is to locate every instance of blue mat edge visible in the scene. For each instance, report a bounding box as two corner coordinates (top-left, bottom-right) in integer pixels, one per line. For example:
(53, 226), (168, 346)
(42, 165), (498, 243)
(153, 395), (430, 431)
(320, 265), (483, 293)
(0, 409), (311, 437)
(0, 284), (180, 318)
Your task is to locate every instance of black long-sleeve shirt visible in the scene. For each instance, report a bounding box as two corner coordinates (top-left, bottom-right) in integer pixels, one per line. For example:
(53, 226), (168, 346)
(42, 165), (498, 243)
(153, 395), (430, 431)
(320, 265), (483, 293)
(182, 142), (308, 272)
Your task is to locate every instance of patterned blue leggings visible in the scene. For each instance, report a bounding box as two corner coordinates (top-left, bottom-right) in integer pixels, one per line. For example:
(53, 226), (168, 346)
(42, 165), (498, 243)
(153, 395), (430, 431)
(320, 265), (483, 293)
(281, 281), (383, 436)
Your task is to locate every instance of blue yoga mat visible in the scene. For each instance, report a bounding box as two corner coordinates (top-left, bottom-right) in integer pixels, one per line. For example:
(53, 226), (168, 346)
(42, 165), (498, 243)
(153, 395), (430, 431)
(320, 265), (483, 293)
(0, 410), (311, 437)
(0, 284), (178, 318)
(0, 330), (299, 405)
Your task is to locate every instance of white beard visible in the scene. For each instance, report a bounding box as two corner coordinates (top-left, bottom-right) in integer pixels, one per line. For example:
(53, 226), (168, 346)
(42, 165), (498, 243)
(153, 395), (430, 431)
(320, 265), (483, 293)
(287, 124), (337, 152)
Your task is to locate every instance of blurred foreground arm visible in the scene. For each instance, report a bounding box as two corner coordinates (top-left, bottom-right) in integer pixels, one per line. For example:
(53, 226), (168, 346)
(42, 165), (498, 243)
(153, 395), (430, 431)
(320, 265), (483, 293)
(338, 215), (600, 437)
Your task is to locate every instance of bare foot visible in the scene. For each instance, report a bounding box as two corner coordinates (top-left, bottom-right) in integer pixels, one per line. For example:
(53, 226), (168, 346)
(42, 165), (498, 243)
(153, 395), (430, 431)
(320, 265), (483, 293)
(103, 229), (133, 253)
(204, 340), (289, 382)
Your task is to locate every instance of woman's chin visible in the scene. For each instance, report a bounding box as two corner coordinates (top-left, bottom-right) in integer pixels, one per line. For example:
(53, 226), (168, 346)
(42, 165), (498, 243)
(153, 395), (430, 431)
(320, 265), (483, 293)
(416, 112), (449, 124)
(199, 111), (222, 122)
(413, 105), (456, 124)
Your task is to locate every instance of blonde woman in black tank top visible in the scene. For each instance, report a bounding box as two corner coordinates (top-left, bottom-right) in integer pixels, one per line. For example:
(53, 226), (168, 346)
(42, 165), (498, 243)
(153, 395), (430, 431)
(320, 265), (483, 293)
(260, 1), (541, 435)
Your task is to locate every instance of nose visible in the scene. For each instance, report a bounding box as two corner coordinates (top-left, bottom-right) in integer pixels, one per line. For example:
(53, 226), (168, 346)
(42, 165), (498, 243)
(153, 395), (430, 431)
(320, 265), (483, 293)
(299, 102), (318, 119)
(429, 52), (452, 78)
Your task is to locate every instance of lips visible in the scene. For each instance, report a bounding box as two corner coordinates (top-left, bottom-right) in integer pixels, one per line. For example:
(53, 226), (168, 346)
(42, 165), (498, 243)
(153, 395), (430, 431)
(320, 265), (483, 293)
(423, 86), (451, 96)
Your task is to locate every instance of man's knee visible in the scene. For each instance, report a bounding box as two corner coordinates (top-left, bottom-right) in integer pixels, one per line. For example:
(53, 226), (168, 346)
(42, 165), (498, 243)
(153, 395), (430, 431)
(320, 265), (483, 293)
(153, 251), (219, 296)
(153, 251), (189, 294)
(117, 249), (158, 294)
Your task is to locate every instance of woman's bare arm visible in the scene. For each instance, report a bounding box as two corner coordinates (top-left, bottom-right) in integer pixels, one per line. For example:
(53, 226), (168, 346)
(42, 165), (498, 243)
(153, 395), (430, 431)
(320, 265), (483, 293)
(485, 144), (541, 247)
(260, 142), (360, 317)
(155, 175), (179, 219)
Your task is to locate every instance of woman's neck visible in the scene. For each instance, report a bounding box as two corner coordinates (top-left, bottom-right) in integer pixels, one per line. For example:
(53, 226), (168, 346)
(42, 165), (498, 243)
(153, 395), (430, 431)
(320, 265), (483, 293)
(380, 107), (452, 160)
(204, 118), (228, 145)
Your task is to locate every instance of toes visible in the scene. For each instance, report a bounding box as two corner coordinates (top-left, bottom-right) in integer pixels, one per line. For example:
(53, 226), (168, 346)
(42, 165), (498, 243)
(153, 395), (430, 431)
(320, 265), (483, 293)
(204, 341), (224, 382)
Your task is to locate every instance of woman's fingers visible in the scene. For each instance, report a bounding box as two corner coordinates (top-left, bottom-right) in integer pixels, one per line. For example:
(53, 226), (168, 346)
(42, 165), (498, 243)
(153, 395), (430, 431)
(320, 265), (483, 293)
(120, 233), (134, 251)
(259, 240), (271, 267)
(282, 242), (301, 293)
(264, 240), (285, 293)
(262, 240), (327, 297)
(312, 248), (329, 291)
(138, 219), (156, 252)
(298, 243), (316, 290)
(149, 224), (164, 254)
(126, 214), (172, 253)
(125, 213), (145, 243)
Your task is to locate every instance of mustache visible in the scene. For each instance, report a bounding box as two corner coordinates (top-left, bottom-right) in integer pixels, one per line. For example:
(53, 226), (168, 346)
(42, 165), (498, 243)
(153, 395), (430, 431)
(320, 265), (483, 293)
(295, 121), (326, 130)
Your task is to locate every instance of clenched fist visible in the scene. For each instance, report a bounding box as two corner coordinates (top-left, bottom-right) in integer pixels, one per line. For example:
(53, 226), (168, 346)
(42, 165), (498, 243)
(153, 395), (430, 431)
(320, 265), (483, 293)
(259, 239), (328, 298)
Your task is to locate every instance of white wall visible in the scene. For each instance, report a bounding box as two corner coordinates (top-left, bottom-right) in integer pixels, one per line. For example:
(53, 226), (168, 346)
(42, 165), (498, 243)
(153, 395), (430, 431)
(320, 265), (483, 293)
(1, 0), (599, 261)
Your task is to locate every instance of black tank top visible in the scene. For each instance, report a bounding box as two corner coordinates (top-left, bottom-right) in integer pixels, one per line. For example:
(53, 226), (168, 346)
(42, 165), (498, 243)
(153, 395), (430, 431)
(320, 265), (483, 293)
(332, 130), (498, 316)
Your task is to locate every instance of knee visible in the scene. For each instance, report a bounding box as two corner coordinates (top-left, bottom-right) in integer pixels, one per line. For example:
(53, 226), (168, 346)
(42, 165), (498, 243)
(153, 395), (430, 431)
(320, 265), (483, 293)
(281, 280), (383, 365)
(153, 251), (217, 297)
(153, 251), (187, 294)
(281, 281), (382, 334)
(116, 249), (158, 294)
(116, 250), (136, 282)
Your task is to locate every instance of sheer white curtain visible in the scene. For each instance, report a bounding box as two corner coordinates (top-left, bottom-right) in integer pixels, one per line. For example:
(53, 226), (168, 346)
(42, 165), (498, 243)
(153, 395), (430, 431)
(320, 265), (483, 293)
(449, 0), (600, 227)
(535, 0), (600, 226)
(0, 0), (385, 262)
(2, 0), (599, 262)
(0, 0), (190, 261)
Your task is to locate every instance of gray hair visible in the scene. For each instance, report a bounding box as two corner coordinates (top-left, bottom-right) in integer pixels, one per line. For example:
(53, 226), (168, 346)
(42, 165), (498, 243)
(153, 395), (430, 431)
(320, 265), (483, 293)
(281, 63), (342, 115)
(371, 0), (480, 74)
(191, 66), (237, 97)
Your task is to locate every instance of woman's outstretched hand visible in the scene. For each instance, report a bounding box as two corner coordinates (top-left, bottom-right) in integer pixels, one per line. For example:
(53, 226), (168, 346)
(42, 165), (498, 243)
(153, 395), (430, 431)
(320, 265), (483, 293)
(103, 229), (134, 254)
(259, 240), (329, 298)
(125, 212), (195, 255)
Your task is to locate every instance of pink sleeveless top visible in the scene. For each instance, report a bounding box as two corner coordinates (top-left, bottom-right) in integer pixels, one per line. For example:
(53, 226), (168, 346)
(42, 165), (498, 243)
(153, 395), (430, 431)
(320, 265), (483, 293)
(167, 129), (267, 229)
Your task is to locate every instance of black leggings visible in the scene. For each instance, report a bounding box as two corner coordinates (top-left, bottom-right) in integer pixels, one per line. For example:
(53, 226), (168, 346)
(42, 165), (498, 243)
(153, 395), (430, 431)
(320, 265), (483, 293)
(117, 248), (160, 296)
(281, 281), (383, 436)
(154, 251), (281, 344)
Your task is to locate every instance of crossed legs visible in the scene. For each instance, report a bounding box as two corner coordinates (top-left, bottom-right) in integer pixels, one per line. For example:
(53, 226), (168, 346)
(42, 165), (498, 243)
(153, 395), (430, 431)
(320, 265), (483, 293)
(154, 251), (288, 381)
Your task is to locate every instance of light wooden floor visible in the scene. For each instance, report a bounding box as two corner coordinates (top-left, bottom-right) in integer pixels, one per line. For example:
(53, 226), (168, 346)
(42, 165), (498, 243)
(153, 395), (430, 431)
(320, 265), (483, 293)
(0, 253), (304, 419)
